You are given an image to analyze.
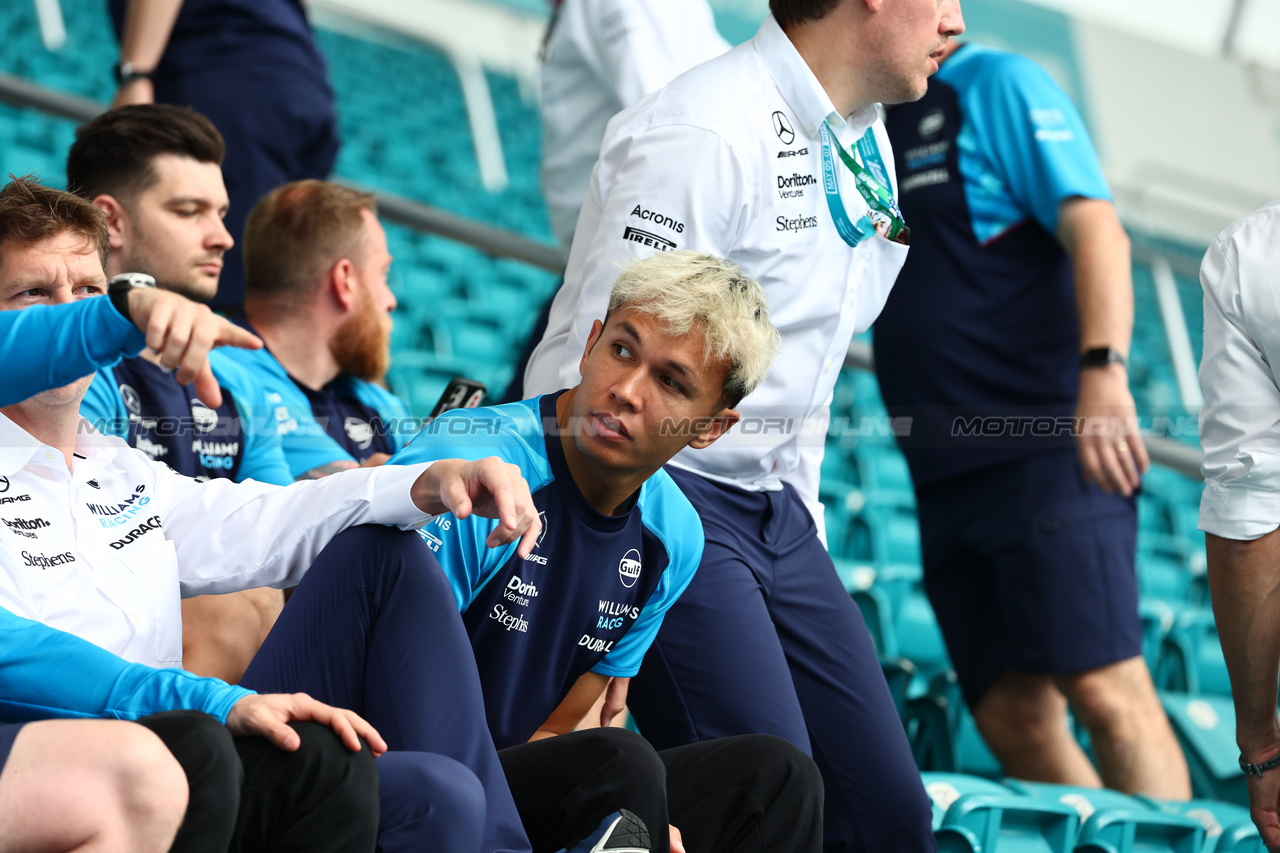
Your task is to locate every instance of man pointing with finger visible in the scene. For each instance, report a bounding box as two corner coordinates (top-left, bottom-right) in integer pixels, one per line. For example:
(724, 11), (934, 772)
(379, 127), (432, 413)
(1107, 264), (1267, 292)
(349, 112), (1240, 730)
(0, 176), (546, 853)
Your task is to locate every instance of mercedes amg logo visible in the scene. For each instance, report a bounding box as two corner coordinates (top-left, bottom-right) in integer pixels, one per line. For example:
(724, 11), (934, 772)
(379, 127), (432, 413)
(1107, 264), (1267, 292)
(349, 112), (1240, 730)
(772, 111), (795, 146)
(120, 384), (142, 416)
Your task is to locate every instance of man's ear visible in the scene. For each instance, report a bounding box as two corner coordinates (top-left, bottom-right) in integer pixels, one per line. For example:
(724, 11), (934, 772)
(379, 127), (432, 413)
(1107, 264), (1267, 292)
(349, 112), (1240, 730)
(687, 406), (740, 450)
(328, 258), (358, 312)
(579, 319), (604, 378)
(92, 195), (127, 252)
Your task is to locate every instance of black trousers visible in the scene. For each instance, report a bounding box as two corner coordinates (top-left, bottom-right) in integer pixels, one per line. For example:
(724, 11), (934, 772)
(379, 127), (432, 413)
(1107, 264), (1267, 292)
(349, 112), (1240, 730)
(136, 711), (379, 853)
(499, 728), (823, 853)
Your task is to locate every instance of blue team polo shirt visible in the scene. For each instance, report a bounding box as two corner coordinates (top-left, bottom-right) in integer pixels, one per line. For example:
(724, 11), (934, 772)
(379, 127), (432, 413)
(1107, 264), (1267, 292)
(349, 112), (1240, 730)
(214, 325), (415, 477)
(80, 354), (292, 485)
(387, 393), (703, 748)
(874, 45), (1112, 488)
(108, 0), (330, 89)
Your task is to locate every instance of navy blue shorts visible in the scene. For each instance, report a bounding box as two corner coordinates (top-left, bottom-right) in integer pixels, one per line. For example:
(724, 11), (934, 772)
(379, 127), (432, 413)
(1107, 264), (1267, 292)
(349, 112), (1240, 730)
(916, 451), (1141, 708)
(0, 723), (24, 773)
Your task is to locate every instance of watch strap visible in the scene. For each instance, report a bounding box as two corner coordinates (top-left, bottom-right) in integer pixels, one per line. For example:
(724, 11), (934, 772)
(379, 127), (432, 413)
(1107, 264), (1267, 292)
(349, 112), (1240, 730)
(1080, 347), (1127, 370)
(108, 273), (157, 325)
(114, 60), (154, 85)
(1241, 753), (1280, 777)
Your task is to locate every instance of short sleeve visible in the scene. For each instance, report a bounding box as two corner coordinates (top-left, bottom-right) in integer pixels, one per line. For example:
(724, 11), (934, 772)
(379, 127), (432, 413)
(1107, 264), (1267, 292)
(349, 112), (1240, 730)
(210, 357), (294, 486)
(958, 51), (1110, 235)
(388, 404), (551, 609)
(79, 369), (129, 439)
(1198, 209), (1280, 540)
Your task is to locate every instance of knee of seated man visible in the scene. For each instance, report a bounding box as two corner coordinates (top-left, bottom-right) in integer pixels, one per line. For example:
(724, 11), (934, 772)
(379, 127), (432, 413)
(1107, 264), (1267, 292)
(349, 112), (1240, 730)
(111, 722), (192, 828)
(286, 721), (381, 810)
(137, 710), (241, 793)
(574, 727), (666, 790)
(736, 734), (822, 789)
(378, 752), (486, 835)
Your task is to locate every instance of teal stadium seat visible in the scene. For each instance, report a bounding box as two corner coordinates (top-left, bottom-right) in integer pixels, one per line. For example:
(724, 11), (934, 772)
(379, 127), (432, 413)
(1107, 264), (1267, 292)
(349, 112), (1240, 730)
(926, 777), (1080, 852)
(1161, 692), (1247, 805)
(1136, 797), (1262, 853)
(1006, 781), (1204, 853)
(1156, 608), (1231, 697)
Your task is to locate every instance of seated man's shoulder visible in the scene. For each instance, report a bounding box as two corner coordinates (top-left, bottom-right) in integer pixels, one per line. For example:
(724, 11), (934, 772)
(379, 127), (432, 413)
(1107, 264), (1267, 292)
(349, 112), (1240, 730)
(395, 397), (552, 482)
(637, 469), (705, 559)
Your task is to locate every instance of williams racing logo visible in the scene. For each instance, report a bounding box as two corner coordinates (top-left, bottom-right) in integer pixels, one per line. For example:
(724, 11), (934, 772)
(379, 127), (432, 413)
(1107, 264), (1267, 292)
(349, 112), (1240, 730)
(622, 227), (676, 252)
(109, 515), (163, 550)
(2, 517), (49, 539)
(618, 549), (642, 589)
(87, 485), (151, 528)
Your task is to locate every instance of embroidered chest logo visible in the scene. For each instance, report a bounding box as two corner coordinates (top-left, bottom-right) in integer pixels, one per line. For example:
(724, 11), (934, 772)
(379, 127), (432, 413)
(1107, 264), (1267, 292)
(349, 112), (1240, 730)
(618, 549), (642, 589)
(2, 517), (49, 539)
(344, 417), (374, 450)
(773, 110), (796, 145)
(191, 401), (218, 433)
(524, 512), (549, 565)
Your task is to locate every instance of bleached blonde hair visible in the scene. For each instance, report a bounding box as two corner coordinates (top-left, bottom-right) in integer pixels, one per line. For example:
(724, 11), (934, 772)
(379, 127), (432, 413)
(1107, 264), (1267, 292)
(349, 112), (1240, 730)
(607, 251), (780, 405)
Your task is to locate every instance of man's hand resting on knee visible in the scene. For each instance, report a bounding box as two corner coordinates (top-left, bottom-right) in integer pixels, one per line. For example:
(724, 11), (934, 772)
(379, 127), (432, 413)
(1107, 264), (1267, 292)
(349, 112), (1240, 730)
(411, 457), (542, 557)
(226, 693), (387, 756)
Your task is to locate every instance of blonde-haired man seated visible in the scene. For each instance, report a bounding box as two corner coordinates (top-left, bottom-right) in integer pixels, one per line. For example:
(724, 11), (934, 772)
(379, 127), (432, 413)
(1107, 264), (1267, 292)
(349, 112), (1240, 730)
(385, 250), (825, 853)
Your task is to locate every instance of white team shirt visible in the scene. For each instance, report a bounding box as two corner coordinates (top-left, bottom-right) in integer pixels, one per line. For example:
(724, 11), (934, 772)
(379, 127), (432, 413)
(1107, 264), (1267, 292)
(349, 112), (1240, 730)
(1198, 197), (1280, 541)
(540, 0), (729, 249)
(0, 413), (432, 668)
(525, 15), (910, 506)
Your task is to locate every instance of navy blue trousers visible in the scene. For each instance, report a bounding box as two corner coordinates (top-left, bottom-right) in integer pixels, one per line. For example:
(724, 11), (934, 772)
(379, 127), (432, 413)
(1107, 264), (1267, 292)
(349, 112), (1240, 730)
(241, 525), (528, 853)
(629, 469), (934, 853)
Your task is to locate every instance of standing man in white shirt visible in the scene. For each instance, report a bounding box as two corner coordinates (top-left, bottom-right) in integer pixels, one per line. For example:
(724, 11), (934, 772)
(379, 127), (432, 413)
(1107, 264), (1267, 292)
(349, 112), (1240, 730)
(509, 0), (731, 404)
(540, 0), (730, 251)
(525, 1), (963, 849)
(1198, 198), (1280, 847)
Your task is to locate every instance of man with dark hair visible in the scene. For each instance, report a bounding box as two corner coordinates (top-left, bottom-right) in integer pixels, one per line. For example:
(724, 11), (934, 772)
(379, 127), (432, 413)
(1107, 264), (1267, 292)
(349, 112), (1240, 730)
(107, 0), (340, 309)
(73, 104), (293, 683)
(1, 174), (547, 853)
(768, 0), (841, 28)
(525, 0), (963, 849)
(217, 179), (413, 479)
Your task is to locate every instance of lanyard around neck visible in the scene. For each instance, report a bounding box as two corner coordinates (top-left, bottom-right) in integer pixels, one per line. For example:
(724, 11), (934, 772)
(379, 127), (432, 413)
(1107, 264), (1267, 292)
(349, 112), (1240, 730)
(818, 120), (909, 246)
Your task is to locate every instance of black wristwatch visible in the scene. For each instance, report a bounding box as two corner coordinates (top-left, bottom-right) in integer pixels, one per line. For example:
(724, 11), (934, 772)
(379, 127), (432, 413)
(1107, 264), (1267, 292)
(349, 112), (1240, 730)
(114, 60), (154, 86)
(1080, 347), (1127, 371)
(108, 272), (157, 324)
(1240, 753), (1280, 777)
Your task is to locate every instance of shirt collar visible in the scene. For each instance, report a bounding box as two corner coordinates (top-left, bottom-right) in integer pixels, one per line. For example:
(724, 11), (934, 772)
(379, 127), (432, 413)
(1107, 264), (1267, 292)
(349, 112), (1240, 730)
(0, 412), (118, 478)
(753, 14), (879, 140)
(0, 412), (44, 476)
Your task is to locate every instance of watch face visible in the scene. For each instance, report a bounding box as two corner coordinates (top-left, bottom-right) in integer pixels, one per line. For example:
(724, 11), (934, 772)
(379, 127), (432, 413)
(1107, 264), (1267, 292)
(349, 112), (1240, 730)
(110, 273), (157, 290)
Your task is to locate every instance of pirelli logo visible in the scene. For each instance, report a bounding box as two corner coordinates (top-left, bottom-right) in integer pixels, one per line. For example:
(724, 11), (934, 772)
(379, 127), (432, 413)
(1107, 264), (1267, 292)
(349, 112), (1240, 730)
(622, 227), (676, 251)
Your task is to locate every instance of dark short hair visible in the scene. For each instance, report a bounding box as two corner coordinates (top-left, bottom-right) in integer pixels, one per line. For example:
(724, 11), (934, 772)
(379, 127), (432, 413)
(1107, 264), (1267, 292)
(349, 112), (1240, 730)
(771, 0), (841, 28)
(66, 104), (225, 202)
(0, 176), (109, 268)
(243, 180), (378, 304)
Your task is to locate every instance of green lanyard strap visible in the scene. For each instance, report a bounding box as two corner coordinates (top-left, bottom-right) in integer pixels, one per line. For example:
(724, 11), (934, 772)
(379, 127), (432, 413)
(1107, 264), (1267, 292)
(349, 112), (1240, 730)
(820, 120), (909, 243)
